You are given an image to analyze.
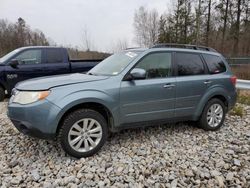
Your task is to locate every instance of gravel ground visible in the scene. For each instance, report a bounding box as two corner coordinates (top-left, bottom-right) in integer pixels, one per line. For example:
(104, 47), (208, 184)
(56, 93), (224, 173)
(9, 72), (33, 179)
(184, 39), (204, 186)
(0, 101), (250, 188)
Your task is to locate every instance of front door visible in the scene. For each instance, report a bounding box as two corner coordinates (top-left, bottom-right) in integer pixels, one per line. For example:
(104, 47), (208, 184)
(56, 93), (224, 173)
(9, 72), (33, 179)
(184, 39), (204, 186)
(5, 49), (45, 90)
(120, 52), (176, 124)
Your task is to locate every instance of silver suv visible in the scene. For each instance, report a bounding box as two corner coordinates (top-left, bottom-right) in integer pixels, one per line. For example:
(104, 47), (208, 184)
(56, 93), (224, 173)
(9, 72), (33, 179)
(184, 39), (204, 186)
(8, 44), (237, 158)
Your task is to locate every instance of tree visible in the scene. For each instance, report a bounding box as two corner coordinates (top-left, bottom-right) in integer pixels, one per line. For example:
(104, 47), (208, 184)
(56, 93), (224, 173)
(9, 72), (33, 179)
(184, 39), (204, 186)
(16, 17), (26, 47)
(222, 0), (230, 51)
(158, 16), (167, 43)
(111, 39), (128, 52)
(82, 27), (93, 51)
(195, 0), (202, 45)
(157, 0), (195, 44)
(0, 18), (50, 56)
(206, 0), (212, 46)
(133, 6), (159, 47)
(233, 0), (242, 55)
(154, 0), (250, 56)
(241, 0), (250, 54)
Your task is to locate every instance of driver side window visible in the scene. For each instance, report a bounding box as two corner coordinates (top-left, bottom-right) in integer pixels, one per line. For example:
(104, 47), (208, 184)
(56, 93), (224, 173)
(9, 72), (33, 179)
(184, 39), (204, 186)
(135, 52), (172, 79)
(15, 50), (42, 65)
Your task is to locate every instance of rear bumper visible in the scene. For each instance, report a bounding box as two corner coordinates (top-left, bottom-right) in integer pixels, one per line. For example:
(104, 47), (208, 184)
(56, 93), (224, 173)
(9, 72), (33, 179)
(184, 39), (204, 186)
(228, 90), (237, 111)
(7, 99), (61, 140)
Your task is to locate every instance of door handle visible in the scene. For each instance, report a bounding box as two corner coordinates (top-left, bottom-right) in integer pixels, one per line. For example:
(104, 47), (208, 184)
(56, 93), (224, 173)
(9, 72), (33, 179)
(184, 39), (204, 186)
(163, 83), (175, 88)
(204, 80), (212, 84)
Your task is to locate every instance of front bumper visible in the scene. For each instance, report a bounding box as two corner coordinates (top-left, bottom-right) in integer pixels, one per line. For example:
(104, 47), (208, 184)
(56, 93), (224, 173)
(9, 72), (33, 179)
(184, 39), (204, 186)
(7, 99), (62, 140)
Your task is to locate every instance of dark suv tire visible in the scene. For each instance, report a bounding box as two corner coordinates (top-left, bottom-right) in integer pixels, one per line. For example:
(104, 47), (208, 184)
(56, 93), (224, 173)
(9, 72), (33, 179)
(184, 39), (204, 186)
(0, 87), (5, 102)
(198, 98), (226, 131)
(59, 109), (108, 158)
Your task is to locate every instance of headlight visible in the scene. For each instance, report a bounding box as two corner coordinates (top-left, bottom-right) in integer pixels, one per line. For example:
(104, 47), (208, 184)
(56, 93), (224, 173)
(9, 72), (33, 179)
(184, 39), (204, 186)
(12, 90), (50, 105)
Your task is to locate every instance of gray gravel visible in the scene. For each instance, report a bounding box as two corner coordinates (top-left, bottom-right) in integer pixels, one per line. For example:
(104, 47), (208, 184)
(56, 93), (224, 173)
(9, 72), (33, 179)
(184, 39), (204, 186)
(0, 101), (250, 187)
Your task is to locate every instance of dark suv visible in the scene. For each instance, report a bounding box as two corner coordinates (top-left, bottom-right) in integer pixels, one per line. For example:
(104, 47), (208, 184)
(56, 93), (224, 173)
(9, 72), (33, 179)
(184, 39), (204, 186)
(8, 44), (237, 158)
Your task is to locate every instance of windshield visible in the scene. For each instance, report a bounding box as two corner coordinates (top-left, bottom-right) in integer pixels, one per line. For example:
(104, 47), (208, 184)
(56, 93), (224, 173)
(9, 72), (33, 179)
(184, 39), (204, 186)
(88, 51), (141, 76)
(0, 49), (21, 64)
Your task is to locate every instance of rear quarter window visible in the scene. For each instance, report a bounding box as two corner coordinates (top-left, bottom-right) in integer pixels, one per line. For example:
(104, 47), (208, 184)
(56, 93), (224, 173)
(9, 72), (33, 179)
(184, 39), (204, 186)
(46, 49), (63, 63)
(203, 54), (226, 74)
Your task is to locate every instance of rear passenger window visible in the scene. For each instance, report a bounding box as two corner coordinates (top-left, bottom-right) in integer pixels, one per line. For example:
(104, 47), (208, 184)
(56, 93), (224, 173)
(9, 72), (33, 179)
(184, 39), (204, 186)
(203, 54), (226, 74)
(176, 53), (204, 76)
(46, 49), (63, 63)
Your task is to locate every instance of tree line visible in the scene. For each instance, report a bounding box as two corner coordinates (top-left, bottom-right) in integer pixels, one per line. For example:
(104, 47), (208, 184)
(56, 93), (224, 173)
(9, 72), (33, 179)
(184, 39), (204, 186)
(134, 0), (250, 57)
(0, 18), (50, 57)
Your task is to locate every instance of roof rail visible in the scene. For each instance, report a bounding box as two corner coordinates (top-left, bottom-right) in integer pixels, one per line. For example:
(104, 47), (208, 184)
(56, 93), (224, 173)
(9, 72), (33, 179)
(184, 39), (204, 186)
(151, 43), (217, 52)
(125, 47), (141, 50)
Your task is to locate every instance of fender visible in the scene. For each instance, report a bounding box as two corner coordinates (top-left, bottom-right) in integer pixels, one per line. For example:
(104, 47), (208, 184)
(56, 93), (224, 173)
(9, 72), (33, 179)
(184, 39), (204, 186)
(194, 86), (229, 120)
(49, 90), (120, 133)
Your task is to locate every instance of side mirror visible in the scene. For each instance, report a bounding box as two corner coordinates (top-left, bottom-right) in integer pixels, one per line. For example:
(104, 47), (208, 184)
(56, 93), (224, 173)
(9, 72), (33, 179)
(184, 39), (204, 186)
(124, 68), (146, 81)
(9, 59), (19, 68)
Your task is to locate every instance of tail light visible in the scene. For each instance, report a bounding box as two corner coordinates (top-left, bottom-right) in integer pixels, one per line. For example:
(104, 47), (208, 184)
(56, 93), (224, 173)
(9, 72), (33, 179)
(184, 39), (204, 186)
(230, 75), (237, 86)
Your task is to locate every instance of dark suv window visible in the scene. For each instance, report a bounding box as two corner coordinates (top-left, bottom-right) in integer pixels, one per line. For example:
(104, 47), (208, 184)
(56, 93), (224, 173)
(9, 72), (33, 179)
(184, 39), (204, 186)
(46, 49), (63, 63)
(135, 52), (171, 79)
(176, 52), (205, 76)
(203, 54), (226, 74)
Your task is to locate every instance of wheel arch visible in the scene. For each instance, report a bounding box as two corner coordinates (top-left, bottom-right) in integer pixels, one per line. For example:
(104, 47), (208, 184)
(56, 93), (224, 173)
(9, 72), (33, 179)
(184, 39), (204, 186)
(56, 101), (115, 135)
(194, 87), (230, 120)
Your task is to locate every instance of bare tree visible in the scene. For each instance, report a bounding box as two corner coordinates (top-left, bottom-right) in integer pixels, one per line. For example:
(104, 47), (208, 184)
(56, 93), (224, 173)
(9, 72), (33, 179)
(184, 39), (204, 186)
(206, 0), (212, 46)
(0, 18), (49, 57)
(111, 39), (128, 52)
(133, 6), (159, 47)
(221, 0), (230, 51)
(82, 26), (93, 51)
(233, 0), (242, 55)
(195, 0), (202, 44)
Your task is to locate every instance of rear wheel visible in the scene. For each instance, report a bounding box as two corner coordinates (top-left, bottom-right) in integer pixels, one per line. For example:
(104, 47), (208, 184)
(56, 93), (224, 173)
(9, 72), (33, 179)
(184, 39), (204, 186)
(198, 98), (226, 131)
(0, 87), (5, 102)
(59, 109), (108, 158)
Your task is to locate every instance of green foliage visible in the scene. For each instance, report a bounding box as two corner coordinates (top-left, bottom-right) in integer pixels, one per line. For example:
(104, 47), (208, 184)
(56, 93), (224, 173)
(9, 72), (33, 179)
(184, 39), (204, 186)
(237, 92), (250, 105)
(229, 91), (250, 117)
(230, 104), (245, 117)
(158, 0), (195, 44)
(155, 0), (250, 56)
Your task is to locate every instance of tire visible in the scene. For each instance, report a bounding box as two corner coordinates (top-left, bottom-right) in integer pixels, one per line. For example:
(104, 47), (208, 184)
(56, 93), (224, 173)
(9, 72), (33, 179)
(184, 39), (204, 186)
(59, 109), (108, 158)
(198, 98), (226, 131)
(0, 87), (5, 102)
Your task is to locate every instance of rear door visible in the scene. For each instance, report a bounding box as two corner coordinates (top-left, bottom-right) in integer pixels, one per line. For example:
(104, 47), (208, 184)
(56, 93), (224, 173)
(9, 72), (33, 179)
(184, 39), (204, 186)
(174, 52), (211, 118)
(5, 48), (45, 89)
(120, 52), (176, 124)
(43, 48), (70, 76)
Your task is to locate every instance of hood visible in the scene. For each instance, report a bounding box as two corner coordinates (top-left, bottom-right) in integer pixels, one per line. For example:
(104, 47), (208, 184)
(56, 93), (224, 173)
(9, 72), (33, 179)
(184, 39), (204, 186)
(16, 73), (109, 91)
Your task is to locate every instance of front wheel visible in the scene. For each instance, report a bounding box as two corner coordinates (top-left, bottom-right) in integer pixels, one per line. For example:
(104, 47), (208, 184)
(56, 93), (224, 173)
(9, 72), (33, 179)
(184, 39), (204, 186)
(59, 109), (108, 158)
(198, 98), (226, 131)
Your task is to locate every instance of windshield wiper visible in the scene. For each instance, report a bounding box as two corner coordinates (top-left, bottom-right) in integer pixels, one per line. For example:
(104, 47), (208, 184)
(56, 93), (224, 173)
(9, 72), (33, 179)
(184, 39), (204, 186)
(88, 72), (113, 76)
(87, 72), (99, 76)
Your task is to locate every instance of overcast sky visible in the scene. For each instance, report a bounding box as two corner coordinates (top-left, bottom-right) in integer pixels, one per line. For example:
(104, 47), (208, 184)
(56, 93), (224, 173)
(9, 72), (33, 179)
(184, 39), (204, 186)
(0, 0), (171, 52)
